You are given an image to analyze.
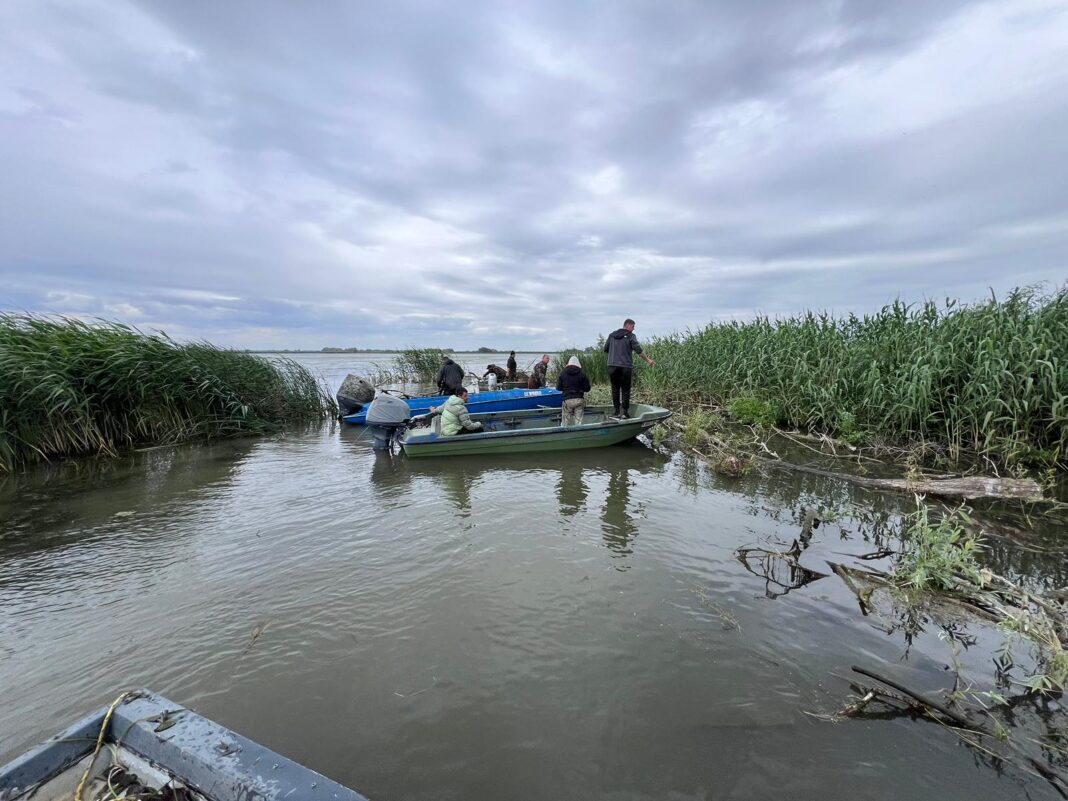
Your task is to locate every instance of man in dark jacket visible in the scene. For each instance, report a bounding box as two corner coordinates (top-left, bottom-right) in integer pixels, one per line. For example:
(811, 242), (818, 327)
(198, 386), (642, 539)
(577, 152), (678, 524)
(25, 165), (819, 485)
(434, 356), (465, 395)
(555, 355), (591, 425)
(506, 351), (517, 381)
(603, 318), (655, 417)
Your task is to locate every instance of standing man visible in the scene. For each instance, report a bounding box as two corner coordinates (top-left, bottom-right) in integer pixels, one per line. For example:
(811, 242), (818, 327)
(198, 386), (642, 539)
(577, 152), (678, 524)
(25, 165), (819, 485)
(434, 355), (465, 396)
(555, 355), (591, 425)
(506, 351), (517, 381)
(528, 354), (550, 388)
(603, 318), (655, 417)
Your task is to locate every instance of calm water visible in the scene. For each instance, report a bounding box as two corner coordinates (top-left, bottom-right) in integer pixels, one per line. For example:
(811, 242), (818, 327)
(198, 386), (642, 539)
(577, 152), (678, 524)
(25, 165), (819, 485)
(1, 355), (1064, 800)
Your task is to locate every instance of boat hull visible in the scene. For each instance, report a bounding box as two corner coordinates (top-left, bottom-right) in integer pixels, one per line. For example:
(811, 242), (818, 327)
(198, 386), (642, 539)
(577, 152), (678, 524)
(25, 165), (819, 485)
(342, 387), (562, 425)
(0, 690), (369, 801)
(401, 404), (671, 457)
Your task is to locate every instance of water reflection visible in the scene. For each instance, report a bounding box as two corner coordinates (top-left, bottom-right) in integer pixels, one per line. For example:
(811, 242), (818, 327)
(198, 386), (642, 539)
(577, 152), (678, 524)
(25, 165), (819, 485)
(363, 441), (669, 562)
(601, 465), (639, 561)
(556, 464), (588, 517)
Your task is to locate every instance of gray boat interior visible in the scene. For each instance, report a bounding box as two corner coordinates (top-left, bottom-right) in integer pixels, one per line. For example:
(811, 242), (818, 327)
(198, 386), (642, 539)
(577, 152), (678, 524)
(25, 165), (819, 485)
(415, 403), (663, 437)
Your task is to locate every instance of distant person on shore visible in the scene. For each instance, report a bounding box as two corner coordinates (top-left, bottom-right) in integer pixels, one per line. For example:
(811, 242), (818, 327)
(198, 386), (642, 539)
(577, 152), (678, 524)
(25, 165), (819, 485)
(528, 354), (550, 388)
(440, 388), (484, 436)
(603, 318), (655, 417)
(506, 351), (517, 381)
(556, 356), (591, 425)
(483, 364), (508, 382)
(434, 355), (464, 395)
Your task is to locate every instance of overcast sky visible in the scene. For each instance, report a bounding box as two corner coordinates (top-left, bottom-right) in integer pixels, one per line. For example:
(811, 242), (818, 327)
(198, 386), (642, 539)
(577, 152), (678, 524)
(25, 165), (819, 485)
(1, 1), (1066, 349)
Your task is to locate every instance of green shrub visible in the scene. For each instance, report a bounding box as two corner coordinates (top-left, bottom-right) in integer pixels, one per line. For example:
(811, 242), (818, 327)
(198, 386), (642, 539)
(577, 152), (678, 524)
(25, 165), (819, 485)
(894, 500), (984, 592)
(727, 396), (779, 427)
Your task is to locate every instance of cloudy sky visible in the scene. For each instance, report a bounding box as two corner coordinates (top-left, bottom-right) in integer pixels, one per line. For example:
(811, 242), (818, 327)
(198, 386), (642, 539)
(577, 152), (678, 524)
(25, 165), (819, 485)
(1, 1), (1066, 349)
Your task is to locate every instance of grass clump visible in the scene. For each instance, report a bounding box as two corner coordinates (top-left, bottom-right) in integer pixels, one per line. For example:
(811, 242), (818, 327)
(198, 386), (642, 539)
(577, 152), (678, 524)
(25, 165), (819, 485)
(726, 396), (779, 427)
(0, 315), (336, 472)
(393, 348), (450, 381)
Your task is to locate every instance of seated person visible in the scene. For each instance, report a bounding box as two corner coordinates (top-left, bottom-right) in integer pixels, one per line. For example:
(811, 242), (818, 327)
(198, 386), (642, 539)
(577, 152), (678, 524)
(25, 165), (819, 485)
(439, 388), (484, 436)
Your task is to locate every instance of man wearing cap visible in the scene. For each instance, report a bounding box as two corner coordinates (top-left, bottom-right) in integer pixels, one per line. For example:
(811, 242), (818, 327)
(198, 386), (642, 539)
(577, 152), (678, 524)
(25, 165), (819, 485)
(555, 355), (592, 426)
(482, 364), (508, 381)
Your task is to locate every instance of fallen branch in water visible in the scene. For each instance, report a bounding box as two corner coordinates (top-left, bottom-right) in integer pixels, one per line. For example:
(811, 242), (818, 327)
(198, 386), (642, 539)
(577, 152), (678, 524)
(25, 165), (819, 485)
(762, 460), (1047, 502)
(846, 665), (1068, 798)
(851, 665), (982, 731)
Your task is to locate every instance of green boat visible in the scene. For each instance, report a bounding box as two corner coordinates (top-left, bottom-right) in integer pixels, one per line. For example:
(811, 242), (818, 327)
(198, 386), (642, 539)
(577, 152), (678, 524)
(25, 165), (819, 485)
(400, 403), (672, 457)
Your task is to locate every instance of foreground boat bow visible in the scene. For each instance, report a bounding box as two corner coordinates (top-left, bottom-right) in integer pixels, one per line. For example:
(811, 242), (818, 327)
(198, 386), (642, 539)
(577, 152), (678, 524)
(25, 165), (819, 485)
(0, 690), (369, 801)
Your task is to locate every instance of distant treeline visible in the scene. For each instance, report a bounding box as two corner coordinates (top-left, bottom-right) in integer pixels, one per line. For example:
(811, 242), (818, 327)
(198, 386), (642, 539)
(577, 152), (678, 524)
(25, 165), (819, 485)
(1, 315), (336, 472)
(558, 287), (1068, 468)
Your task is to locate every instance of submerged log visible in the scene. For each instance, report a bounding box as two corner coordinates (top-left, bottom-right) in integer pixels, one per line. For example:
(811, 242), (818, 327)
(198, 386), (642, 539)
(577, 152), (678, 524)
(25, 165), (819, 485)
(763, 460), (1046, 502)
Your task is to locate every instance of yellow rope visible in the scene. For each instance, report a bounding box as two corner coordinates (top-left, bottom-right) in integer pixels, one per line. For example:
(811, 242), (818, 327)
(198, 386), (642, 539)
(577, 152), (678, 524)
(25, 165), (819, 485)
(74, 690), (135, 801)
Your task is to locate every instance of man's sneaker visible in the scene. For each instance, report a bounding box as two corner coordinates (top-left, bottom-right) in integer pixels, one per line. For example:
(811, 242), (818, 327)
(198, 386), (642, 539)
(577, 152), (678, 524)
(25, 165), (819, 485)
(612, 407), (621, 417)
(621, 409), (630, 419)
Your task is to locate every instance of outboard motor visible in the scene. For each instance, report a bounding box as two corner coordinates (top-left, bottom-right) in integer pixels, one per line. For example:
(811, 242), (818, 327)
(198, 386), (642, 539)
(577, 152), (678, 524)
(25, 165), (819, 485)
(364, 393), (411, 451)
(336, 374), (376, 418)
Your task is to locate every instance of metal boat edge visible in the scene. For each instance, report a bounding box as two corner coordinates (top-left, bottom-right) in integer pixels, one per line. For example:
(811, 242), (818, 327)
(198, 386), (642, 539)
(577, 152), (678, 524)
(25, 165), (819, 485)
(0, 690), (369, 801)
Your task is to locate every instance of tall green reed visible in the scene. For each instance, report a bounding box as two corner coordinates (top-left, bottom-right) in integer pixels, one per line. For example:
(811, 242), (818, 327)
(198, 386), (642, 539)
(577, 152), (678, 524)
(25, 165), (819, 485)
(0, 315), (336, 472)
(550, 346), (609, 384)
(597, 287), (1068, 467)
(393, 348), (450, 381)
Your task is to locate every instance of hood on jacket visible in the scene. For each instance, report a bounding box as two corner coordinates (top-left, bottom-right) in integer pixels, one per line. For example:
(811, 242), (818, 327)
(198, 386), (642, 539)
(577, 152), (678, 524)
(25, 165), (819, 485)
(563, 364), (583, 375)
(608, 328), (630, 340)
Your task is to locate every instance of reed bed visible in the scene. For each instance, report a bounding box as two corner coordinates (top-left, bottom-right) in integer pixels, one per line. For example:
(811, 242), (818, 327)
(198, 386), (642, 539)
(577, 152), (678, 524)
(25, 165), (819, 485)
(550, 347), (609, 384)
(610, 288), (1067, 467)
(0, 315), (336, 472)
(393, 348), (450, 382)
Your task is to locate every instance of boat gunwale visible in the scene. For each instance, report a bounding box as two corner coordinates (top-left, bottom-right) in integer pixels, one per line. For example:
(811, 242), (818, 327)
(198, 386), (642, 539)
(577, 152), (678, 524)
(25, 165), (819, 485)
(0, 690), (370, 801)
(401, 404), (671, 451)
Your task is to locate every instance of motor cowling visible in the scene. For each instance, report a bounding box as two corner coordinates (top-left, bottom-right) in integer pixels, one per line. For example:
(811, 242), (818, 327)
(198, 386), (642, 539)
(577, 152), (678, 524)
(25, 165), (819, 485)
(365, 393), (411, 451)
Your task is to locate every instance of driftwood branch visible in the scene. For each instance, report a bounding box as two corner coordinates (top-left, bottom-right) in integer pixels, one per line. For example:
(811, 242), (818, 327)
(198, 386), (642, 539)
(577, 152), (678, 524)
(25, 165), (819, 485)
(851, 665), (983, 731)
(849, 666), (1068, 798)
(763, 460), (1046, 502)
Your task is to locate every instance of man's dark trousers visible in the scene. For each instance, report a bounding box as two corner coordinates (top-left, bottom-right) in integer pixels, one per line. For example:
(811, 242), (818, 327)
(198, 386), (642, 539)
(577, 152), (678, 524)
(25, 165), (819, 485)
(608, 366), (632, 414)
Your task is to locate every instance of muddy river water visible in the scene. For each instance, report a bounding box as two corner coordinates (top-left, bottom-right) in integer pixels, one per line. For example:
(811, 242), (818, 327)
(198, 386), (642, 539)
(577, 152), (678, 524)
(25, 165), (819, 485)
(2, 354), (1065, 800)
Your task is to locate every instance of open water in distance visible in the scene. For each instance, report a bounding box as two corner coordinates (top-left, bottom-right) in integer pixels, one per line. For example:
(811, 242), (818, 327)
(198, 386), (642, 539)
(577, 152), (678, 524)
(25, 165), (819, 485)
(1, 354), (1064, 800)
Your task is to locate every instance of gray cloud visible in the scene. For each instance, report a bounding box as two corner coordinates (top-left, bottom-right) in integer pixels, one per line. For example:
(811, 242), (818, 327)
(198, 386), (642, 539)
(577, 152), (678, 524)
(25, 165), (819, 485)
(1, 0), (1065, 349)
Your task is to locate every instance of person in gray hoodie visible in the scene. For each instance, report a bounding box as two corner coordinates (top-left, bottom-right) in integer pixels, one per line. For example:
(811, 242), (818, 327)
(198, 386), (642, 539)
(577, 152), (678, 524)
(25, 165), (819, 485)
(603, 318), (655, 417)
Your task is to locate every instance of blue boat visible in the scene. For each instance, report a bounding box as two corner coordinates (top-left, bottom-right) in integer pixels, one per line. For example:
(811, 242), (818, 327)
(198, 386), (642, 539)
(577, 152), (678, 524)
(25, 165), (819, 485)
(0, 689), (369, 800)
(341, 387), (563, 425)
